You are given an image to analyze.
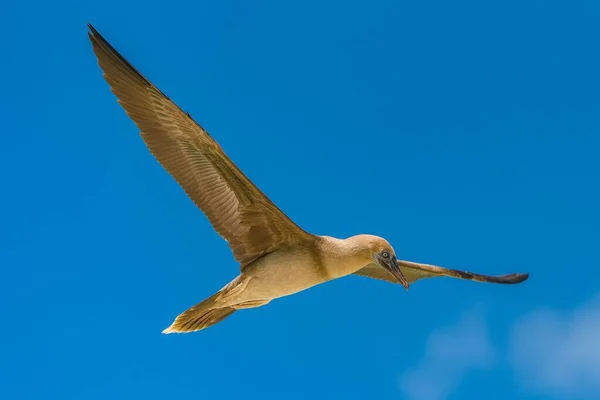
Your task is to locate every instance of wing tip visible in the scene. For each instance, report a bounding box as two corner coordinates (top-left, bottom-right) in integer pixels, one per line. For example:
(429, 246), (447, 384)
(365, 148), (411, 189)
(502, 272), (529, 284)
(86, 22), (99, 39)
(482, 272), (529, 284)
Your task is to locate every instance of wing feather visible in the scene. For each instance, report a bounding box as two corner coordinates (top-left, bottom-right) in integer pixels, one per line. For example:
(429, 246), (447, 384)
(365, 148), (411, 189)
(354, 260), (529, 285)
(88, 24), (313, 268)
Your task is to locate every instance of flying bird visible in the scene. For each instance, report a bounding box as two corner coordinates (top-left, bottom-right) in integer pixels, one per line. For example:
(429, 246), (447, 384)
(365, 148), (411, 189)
(87, 24), (529, 334)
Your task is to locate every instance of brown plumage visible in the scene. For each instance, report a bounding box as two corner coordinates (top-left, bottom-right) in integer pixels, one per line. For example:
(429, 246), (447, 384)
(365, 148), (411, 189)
(88, 24), (528, 334)
(87, 24), (312, 269)
(354, 260), (528, 285)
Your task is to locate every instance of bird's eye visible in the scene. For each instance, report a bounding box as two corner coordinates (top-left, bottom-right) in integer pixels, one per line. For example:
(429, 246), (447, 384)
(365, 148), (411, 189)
(381, 251), (390, 259)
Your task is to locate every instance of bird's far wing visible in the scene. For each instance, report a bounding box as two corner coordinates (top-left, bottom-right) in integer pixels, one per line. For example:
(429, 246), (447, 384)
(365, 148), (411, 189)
(88, 24), (313, 269)
(353, 259), (529, 285)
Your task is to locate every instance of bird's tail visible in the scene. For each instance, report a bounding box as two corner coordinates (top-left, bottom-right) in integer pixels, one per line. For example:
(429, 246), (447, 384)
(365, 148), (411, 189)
(162, 291), (236, 334)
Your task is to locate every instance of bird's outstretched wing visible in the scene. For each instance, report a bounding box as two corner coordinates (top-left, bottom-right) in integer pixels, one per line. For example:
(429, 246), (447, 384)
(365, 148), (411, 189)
(88, 24), (313, 269)
(354, 259), (528, 285)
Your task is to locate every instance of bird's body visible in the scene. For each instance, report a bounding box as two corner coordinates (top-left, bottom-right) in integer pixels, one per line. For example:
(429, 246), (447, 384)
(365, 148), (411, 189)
(87, 24), (529, 334)
(165, 235), (394, 332)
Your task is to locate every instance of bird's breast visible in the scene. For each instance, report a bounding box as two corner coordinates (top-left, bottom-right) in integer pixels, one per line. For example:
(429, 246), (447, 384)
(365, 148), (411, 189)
(240, 248), (331, 300)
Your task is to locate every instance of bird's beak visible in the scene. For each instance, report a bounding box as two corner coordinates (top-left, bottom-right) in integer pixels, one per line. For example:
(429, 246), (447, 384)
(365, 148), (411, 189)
(377, 255), (410, 290)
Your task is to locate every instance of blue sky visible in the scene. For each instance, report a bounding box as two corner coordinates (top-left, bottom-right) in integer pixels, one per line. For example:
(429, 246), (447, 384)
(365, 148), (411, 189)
(1, 1), (599, 399)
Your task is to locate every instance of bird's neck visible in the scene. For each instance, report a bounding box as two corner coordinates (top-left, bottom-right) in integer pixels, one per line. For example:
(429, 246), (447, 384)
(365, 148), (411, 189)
(316, 236), (372, 279)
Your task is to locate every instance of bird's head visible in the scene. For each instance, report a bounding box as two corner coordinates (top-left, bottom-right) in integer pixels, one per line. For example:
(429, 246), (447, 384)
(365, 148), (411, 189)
(350, 234), (410, 290)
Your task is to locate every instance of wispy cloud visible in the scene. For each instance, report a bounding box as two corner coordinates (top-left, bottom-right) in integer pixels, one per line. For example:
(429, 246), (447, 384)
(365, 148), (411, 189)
(509, 294), (600, 399)
(399, 311), (495, 400)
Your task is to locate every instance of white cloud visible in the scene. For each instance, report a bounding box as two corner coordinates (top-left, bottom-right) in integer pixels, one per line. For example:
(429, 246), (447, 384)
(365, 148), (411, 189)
(399, 311), (495, 400)
(509, 294), (600, 399)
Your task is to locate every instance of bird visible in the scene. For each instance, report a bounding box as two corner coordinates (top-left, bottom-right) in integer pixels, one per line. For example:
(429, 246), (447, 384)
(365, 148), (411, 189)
(87, 24), (529, 334)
